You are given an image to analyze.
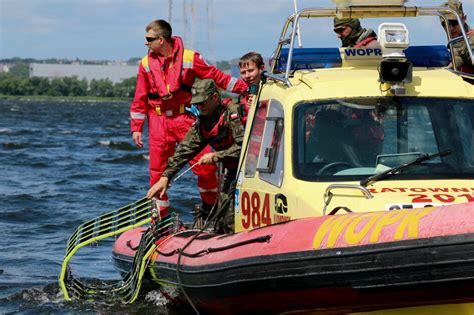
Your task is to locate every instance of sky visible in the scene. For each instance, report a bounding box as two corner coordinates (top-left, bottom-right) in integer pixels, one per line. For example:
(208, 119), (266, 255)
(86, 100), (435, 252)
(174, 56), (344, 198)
(1, 0), (473, 62)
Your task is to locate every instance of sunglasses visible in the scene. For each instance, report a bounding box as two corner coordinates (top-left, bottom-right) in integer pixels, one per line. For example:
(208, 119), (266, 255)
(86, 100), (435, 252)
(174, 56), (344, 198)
(146, 36), (160, 43)
(333, 26), (346, 34)
(441, 20), (459, 28)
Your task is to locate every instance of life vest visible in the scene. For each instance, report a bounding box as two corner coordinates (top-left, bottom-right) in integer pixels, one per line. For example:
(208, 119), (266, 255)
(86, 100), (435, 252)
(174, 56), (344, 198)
(237, 84), (260, 126)
(237, 93), (251, 125)
(354, 36), (377, 48)
(140, 37), (195, 100)
(200, 109), (235, 152)
(460, 64), (474, 74)
(199, 104), (242, 169)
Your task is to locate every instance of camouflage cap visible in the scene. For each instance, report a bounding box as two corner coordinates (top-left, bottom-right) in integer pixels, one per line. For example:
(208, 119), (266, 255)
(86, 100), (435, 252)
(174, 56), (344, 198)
(442, 0), (465, 20)
(333, 18), (361, 30)
(191, 79), (219, 104)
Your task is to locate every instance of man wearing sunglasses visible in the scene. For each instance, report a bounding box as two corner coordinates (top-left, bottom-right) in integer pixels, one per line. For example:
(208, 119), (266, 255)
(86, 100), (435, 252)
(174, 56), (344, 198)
(147, 79), (244, 234)
(130, 19), (248, 217)
(333, 18), (378, 48)
(441, 0), (474, 74)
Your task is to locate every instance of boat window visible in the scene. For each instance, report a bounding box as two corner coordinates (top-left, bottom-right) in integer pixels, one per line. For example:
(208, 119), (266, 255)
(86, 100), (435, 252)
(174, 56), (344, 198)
(244, 99), (269, 177)
(293, 97), (474, 181)
(258, 100), (284, 187)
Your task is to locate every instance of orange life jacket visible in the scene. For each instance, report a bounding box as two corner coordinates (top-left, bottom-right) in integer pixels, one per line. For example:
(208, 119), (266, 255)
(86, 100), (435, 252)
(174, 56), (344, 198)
(199, 105), (240, 168)
(140, 37), (195, 100)
(200, 110), (234, 151)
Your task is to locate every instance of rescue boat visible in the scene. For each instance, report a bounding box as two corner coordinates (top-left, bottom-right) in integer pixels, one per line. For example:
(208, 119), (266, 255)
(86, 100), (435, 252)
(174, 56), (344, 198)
(112, 203), (474, 314)
(60, 0), (474, 313)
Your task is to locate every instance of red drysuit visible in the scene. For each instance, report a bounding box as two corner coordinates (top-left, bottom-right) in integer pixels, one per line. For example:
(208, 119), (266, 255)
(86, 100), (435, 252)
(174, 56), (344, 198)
(130, 36), (247, 214)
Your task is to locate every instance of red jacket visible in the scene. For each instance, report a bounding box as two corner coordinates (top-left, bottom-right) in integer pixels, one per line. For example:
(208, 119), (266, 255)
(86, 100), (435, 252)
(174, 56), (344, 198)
(130, 36), (248, 133)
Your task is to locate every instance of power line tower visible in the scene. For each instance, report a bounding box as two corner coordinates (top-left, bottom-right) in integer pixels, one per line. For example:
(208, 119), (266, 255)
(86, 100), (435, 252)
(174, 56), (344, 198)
(206, 0), (216, 63)
(173, 0), (215, 64)
(191, 0), (197, 50)
(168, 0), (172, 23)
(182, 0), (189, 45)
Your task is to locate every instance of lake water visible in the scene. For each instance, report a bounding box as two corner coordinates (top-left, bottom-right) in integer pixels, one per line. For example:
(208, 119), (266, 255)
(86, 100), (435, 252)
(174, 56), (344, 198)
(0, 100), (199, 314)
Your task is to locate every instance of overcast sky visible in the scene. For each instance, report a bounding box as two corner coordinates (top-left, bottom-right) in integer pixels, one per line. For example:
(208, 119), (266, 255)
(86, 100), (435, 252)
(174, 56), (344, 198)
(1, 0), (472, 62)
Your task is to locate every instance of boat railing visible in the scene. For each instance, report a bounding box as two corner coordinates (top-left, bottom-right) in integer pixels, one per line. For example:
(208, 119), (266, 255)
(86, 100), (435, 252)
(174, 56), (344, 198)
(269, 5), (473, 81)
(322, 184), (374, 215)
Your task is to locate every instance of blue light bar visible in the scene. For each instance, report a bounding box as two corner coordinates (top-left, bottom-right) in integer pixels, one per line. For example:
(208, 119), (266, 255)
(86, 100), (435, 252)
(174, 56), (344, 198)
(276, 48), (342, 72)
(276, 45), (451, 72)
(404, 46), (451, 67)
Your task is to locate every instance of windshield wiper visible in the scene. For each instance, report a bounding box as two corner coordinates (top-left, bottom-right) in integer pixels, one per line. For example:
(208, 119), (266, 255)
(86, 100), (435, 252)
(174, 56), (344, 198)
(360, 150), (452, 187)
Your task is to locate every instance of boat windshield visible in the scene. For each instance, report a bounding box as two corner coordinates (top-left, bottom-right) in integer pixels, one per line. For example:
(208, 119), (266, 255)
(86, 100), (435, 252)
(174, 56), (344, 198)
(293, 97), (474, 182)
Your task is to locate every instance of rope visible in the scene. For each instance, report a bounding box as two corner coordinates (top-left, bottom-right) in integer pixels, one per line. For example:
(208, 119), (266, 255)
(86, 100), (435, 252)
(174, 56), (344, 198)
(59, 197), (180, 304)
(157, 234), (271, 258)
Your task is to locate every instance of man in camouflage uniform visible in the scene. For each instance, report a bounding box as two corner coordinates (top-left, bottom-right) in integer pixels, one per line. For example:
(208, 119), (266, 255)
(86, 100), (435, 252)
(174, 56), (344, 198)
(333, 18), (378, 48)
(441, 0), (474, 73)
(147, 79), (245, 233)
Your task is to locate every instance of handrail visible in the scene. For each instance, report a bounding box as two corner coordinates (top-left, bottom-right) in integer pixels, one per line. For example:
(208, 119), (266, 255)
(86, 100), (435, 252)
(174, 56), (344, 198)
(322, 184), (373, 215)
(262, 70), (292, 87)
(270, 6), (473, 79)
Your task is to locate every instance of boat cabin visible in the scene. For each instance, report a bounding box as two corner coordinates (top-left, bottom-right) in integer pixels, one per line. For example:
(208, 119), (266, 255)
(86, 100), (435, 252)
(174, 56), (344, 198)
(234, 0), (474, 232)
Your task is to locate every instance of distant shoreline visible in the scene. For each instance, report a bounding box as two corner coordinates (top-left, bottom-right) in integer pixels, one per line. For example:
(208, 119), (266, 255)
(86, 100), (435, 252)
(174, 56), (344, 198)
(0, 94), (132, 102)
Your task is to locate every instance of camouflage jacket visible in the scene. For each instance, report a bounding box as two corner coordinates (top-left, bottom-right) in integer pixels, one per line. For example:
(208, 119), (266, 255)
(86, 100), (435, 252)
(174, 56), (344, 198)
(452, 29), (474, 72)
(162, 102), (244, 179)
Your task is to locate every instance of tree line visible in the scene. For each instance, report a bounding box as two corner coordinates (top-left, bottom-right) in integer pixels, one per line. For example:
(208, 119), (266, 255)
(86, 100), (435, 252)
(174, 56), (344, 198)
(1, 57), (140, 66)
(0, 58), (231, 99)
(0, 59), (137, 99)
(0, 74), (137, 98)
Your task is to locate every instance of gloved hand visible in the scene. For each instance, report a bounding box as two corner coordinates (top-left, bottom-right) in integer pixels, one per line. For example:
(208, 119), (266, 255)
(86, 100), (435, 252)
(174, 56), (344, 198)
(186, 104), (201, 117)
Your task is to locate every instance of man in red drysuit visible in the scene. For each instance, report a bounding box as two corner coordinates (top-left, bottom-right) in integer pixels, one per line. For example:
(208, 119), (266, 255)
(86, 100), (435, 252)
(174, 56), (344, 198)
(130, 19), (248, 216)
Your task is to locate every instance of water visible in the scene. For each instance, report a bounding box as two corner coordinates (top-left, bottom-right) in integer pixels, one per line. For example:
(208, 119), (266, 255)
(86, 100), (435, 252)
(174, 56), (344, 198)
(0, 100), (200, 314)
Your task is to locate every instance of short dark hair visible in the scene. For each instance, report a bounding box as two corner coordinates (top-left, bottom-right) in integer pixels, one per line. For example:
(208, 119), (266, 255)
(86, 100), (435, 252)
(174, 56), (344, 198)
(239, 52), (264, 69)
(146, 19), (172, 41)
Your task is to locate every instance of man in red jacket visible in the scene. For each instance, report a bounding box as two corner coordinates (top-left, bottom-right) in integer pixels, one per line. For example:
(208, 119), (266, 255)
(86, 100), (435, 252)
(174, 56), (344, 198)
(130, 19), (248, 216)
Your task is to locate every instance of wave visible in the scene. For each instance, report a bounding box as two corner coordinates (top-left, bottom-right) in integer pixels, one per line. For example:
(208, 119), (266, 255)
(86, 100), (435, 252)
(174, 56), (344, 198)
(13, 128), (42, 135)
(0, 281), (173, 314)
(0, 127), (12, 133)
(96, 154), (148, 164)
(97, 140), (135, 150)
(31, 162), (50, 168)
(2, 142), (27, 150)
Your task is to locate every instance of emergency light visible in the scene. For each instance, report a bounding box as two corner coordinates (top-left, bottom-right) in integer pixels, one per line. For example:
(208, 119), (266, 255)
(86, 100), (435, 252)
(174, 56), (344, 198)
(377, 23), (412, 90)
(378, 23), (410, 58)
